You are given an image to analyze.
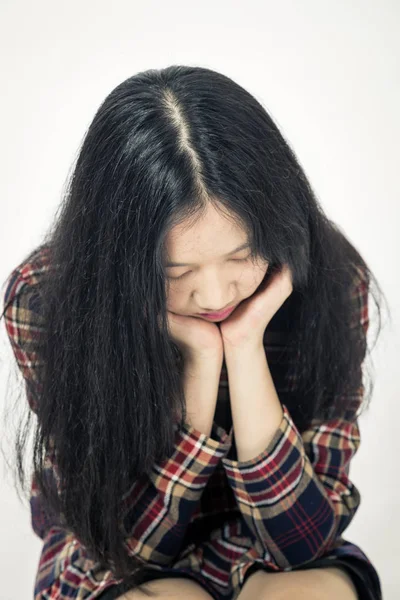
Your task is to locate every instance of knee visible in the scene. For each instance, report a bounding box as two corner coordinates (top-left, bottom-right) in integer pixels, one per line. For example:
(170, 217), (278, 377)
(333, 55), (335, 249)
(237, 568), (357, 600)
(115, 576), (215, 599)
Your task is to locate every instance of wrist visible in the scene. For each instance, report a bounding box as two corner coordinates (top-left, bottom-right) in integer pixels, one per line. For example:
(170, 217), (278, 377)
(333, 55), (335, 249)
(185, 349), (224, 369)
(223, 340), (264, 361)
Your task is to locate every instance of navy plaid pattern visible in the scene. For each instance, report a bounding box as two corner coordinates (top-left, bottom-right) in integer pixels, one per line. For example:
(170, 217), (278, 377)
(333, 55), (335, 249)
(3, 245), (382, 599)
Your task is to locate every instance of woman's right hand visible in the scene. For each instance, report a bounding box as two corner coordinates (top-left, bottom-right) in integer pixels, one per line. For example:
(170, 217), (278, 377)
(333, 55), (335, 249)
(165, 311), (224, 363)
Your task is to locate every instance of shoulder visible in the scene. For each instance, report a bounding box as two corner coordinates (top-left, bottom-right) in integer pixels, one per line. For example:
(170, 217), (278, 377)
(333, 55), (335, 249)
(2, 242), (52, 349)
(2, 244), (51, 410)
(3, 244), (52, 318)
(3, 244), (52, 299)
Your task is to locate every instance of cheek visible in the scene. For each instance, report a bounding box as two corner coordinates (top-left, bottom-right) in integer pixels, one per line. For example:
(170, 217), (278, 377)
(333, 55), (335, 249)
(165, 287), (182, 311)
(243, 265), (269, 298)
(259, 263), (269, 280)
(248, 263), (269, 289)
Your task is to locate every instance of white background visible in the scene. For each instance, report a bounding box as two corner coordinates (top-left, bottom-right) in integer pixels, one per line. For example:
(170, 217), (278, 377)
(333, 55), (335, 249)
(0, 1), (398, 598)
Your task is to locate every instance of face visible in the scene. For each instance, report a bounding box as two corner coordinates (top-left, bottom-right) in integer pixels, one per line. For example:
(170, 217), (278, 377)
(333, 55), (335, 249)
(163, 203), (269, 321)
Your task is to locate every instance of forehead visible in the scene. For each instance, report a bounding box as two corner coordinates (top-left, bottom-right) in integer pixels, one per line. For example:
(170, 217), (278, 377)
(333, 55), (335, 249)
(164, 204), (247, 256)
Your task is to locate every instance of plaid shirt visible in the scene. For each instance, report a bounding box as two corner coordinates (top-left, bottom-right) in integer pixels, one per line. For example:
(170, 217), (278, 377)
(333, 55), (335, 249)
(3, 245), (382, 599)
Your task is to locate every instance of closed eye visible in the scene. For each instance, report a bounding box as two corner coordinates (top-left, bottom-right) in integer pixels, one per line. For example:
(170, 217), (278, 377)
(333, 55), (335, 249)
(167, 256), (251, 281)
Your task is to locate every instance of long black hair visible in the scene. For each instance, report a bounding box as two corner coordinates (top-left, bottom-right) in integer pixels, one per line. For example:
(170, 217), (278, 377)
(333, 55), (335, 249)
(1, 65), (389, 593)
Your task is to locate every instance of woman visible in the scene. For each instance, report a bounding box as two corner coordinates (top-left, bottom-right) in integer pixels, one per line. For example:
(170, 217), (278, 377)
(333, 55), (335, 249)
(1, 65), (387, 600)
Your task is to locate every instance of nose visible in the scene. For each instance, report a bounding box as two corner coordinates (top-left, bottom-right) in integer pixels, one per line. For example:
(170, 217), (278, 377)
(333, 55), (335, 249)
(196, 292), (235, 314)
(194, 273), (236, 312)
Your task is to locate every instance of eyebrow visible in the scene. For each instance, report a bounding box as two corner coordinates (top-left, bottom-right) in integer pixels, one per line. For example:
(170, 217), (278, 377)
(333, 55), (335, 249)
(165, 242), (250, 267)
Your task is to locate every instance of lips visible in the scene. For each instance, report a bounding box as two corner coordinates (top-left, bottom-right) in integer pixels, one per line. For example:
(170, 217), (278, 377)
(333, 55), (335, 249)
(198, 305), (236, 320)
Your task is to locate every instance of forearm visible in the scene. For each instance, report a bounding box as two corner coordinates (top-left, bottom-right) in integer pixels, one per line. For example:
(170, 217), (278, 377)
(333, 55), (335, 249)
(183, 354), (223, 437)
(221, 344), (361, 568)
(224, 342), (283, 462)
(123, 352), (231, 567)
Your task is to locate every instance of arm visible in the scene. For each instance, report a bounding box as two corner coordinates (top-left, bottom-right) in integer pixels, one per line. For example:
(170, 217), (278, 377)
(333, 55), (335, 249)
(221, 269), (368, 570)
(224, 344), (283, 463)
(122, 355), (230, 564)
(2, 266), (232, 567)
(183, 353), (224, 437)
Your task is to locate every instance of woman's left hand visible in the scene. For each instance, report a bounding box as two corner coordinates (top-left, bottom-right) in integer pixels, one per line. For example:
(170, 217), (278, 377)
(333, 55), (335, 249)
(220, 263), (294, 350)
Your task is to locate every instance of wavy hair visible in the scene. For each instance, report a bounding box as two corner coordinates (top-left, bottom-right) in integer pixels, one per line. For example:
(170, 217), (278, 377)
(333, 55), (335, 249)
(1, 65), (389, 593)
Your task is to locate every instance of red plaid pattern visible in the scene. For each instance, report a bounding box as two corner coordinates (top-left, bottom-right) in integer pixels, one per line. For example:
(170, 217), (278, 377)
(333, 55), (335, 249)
(3, 245), (381, 599)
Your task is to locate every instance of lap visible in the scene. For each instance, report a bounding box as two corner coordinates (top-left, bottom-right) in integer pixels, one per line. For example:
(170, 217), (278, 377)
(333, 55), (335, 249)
(237, 566), (358, 600)
(114, 576), (215, 599)
(113, 567), (358, 600)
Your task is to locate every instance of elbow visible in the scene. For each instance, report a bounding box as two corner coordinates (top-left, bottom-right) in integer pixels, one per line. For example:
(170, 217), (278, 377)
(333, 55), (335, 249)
(296, 503), (360, 567)
(276, 500), (360, 569)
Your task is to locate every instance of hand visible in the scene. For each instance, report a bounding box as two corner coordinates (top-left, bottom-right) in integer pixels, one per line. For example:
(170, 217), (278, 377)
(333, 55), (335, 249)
(220, 263), (294, 350)
(165, 310), (224, 363)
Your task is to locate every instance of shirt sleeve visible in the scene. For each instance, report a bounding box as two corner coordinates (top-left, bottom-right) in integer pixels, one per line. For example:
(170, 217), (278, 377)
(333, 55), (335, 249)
(120, 421), (232, 565)
(221, 266), (369, 570)
(2, 267), (233, 567)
